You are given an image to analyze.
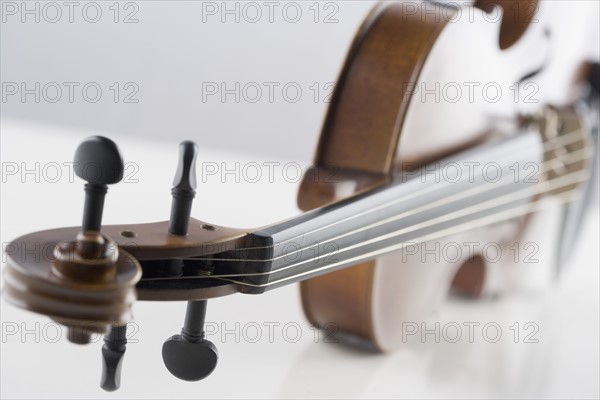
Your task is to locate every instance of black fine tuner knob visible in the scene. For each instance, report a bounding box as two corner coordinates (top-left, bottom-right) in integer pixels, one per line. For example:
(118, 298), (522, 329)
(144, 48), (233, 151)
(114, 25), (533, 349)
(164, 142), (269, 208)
(162, 141), (218, 382)
(74, 136), (124, 232)
(162, 300), (219, 381)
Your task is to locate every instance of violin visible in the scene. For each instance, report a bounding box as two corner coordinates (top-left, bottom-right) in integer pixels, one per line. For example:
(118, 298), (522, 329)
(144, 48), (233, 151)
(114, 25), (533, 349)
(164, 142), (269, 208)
(3, 0), (598, 392)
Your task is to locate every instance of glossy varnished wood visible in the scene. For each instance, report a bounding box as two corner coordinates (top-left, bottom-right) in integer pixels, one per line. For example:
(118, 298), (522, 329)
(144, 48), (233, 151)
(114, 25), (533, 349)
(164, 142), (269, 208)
(3, 229), (141, 327)
(106, 218), (249, 260)
(3, 218), (249, 310)
(298, 2), (452, 350)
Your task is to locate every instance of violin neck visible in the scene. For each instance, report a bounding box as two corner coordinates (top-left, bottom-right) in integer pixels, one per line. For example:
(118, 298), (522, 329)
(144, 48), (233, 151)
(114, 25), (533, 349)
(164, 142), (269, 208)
(240, 129), (545, 293)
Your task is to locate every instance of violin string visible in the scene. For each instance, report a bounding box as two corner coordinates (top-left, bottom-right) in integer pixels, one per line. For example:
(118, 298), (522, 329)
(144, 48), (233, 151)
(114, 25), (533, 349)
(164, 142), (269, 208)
(141, 152), (591, 285)
(236, 165), (589, 275)
(143, 185), (583, 287)
(142, 147), (590, 283)
(165, 142), (591, 264)
(174, 128), (588, 256)
(218, 188), (583, 288)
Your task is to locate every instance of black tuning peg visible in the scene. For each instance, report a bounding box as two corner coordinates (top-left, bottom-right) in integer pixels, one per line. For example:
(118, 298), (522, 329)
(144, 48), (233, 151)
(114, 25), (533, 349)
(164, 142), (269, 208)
(166, 141), (198, 278)
(100, 325), (127, 391)
(72, 136), (128, 391)
(74, 136), (124, 232)
(169, 140), (199, 236)
(162, 141), (219, 382)
(162, 300), (219, 381)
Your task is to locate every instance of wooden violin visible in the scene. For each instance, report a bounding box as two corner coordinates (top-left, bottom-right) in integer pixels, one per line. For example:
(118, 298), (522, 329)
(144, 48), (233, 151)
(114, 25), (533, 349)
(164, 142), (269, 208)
(3, 0), (598, 392)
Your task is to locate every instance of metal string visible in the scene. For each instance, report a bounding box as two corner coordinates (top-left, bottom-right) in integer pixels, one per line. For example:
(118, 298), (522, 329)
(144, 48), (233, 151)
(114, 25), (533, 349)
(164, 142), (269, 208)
(172, 128), (588, 256)
(141, 149), (592, 286)
(166, 141), (591, 263)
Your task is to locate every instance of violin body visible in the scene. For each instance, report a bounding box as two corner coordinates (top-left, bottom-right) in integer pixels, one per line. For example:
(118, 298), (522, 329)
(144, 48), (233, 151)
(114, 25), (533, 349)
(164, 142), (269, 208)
(298, 0), (588, 350)
(2, 0), (597, 392)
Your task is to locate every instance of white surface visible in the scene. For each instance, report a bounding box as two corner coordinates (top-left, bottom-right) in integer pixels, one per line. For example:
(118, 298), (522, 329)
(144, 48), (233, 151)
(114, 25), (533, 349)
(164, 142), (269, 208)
(0, 120), (599, 399)
(0, 0), (375, 161)
(2, 1), (598, 161)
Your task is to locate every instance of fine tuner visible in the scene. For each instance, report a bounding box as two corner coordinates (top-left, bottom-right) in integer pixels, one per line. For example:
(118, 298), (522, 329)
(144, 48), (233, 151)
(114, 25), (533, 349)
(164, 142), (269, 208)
(2, 0), (599, 393)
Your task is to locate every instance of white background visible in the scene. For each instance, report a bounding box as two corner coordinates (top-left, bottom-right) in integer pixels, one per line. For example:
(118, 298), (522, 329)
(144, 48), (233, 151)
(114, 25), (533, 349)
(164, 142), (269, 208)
(1, 1), (599, 399)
